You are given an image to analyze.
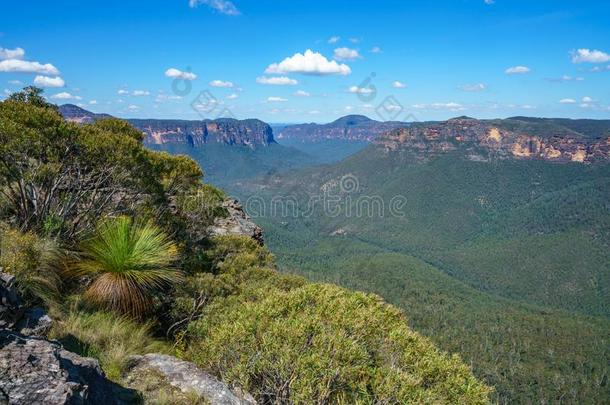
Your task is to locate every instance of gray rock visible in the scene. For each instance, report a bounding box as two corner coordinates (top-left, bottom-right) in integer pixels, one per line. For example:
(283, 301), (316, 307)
(125, 353), (256, 405)
(209, 200), (263, 245)
(0, 330), (137, 404)
(15, 307), (53, 337)
(0, 272), (24, 330)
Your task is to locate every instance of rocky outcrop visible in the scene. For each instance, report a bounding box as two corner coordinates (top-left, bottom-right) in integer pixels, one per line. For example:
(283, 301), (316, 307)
(376, 117), (610, 163)
(59, 105), (276, 148)
(277, 115), (406, 143)
(209, 200), (264, 244)
(124, 354), (256, 405)
(0, 272), (52, 337)
(0, 330), (135, 404)
(129, 118), (275, 148)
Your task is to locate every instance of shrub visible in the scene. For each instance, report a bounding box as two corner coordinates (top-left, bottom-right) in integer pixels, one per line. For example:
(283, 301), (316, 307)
(75, 216), (181, 318)
(186, 282), (491, 404)
(0, 224), (61, 305)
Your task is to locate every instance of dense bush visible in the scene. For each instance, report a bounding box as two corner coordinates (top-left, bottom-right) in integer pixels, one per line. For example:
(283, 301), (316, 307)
(187, 282), (490, 404)
(0, 224), (61, 304)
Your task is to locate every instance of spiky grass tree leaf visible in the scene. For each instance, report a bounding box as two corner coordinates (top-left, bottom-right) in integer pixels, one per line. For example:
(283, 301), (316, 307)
(77, 216), (181, 318)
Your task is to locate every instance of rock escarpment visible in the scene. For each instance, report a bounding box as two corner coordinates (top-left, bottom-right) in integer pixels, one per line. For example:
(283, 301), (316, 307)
(376, 117), (610, 163)
(209, 200), (264, 244)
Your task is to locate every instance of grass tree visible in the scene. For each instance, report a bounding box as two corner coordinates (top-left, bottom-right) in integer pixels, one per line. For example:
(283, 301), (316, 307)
(77, 216), (181, 318)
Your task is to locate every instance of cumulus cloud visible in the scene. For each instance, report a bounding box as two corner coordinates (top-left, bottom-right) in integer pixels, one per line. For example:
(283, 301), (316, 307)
(559, 98), (576, 104)
(371, 46), (382, 53)
(267, 96), (287, 102)
(8, 80), (22, 85)
(89, 100), (98, 105)
(328, 36), (340, 44)
(0, 59), (60, 75)
(505, 66), (531, 75)
(188, 0), (240, 16)
(33, 75), (65, 88)
(294, 90), (310, 97)
(50, 92), (81, 100)
(333, 47), (361, 61)
(117, 89), (129, 95)
(132, 90), (150, 96)
(0, 47), (25, 60)
(256, 76), (298, 85)
(127, 104), (140, 111)
(571, 48), (610, 64)
(209, 79), (234, 88)
(458, 83), (486, 92)
(265, 49), (351, 76)
(392, 81), (406, 89)
(582, 96), (593, 103)
(348, 86), (374, 94)
(227, 93), (239, 99)
(165, 68), (197, 81)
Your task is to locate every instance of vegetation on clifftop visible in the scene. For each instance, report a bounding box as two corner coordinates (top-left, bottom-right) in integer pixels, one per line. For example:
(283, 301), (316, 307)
(0, 88), (491, 403)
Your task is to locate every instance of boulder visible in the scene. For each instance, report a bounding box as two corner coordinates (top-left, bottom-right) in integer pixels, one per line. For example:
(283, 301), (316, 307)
(0, 330), (136, 404)
(209, 200), (264, 244)
(124, 353), (256, 405)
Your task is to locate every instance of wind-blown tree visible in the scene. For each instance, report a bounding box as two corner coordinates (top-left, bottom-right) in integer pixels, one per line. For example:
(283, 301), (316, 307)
(76, 216), (182, 318)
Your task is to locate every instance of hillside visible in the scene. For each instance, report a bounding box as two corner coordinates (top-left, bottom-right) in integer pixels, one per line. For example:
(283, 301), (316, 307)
(276, 114), (407, 143)
(228, 118), (610, 403)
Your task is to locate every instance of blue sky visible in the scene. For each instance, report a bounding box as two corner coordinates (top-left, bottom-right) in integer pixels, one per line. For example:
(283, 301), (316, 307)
(1, 0), (609, 123)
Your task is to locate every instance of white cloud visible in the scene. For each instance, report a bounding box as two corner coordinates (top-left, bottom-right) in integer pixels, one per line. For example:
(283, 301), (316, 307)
(89, 100), (98, 105)
(265, 49), (351, 76)
(127, 104), (140, 111)
(267, 96), (287, 102)
(571, 48), (610, 64)
(209, 79), (234, 88)
(582, 96), (593, 103)
(50, 92), (81, 100)
(188, 0), (240, 15)
(459, 83), (486, 92)
(33, 75), (65, 88)
(590, 65), (610, 72)
(0, 47), (25, 60)
(256, 76), (298, 85)
(308, 110), (321, 114)
(484, 0), (495, 4)
(328, 36), (340, 44)
(117, 89), (129, 95)
(333, 47), (361, 61)
(226, 93), (239, 99)
(155, 93), (182, 102)
(348, 38), (360, 44)
(413, 102), (465, 111)
(8, 80), (22, 85)
(559, 98), (576, 104)
(348, 85), (374, 94)
(505, 66), (531, 75)
(392, 81), (406, 89)
(165, 68), (197, 81)
(548, 75), (584, 83)
(371, 46), (382, 54)
(294, 90), (310, 97)
(0, 59), (60, 75)
(132, 90), (150, 96)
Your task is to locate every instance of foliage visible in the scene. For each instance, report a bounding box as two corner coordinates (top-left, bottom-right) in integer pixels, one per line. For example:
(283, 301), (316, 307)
(187, 282), (491, 404)
(0, 223), (61, 304)
(75, 216), (181, 318)
(49, 308), (168, 381)
(235, 151), (610, 403)
(0, 89), (204, 241)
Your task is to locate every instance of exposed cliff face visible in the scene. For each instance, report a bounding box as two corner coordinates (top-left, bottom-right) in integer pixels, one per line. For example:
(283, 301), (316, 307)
(376, 117), (610, 163)
(59, 105), (275, 148)
(277, 115), (406, 143)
